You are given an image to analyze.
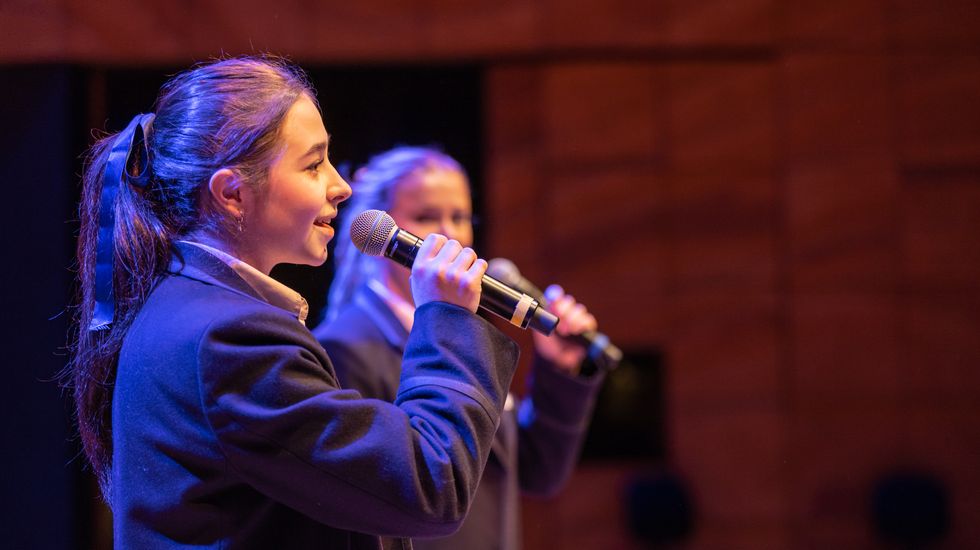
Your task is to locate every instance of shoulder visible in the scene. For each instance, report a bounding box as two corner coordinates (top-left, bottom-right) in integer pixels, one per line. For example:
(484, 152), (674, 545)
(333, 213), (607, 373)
(131, 271), (329, 368)
(117, 270), (337, 419)
(133, 271), (268, 336)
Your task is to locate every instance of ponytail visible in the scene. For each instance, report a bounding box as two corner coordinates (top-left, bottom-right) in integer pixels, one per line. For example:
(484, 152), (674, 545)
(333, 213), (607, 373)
(70, 114), (172, 497)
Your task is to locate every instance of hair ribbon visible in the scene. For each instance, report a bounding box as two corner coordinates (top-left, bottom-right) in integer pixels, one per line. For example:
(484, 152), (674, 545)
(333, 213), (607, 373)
(90, 113), (155, 330)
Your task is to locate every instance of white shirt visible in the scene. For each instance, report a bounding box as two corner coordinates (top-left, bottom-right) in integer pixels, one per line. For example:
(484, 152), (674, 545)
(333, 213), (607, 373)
(366, 277), (415, 331)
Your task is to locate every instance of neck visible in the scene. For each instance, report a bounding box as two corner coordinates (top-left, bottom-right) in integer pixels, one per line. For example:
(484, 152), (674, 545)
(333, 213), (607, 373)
(184, 229), (271, 275)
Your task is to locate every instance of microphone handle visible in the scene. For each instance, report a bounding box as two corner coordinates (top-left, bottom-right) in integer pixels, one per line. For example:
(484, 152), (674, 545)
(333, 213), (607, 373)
(385, 228), (558, 335)
(576, 330), (623, 371)
(497, 267), (623, 371)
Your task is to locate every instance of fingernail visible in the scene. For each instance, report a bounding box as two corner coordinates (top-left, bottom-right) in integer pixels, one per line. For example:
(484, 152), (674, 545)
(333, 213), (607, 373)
(544, 284), (562, 302)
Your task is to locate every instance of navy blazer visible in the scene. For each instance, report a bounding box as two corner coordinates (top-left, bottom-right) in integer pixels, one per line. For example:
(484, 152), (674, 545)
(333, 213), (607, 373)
(110, 243), (519, 549)
(314, 285), (604, 550)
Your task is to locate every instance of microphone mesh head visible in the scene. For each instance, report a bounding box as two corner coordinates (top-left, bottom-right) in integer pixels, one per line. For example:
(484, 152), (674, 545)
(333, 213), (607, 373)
(486, 258), (520, 285)
(487, 257), (546, 301)
(350, 209), (397, 256)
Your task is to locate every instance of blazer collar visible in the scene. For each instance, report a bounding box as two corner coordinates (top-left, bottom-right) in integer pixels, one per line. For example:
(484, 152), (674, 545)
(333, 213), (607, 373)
(168, 241), (264, 303)
(354, 283), (410, 350)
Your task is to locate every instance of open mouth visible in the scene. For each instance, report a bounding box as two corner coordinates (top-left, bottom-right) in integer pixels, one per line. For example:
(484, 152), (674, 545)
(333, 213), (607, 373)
(313, 216), (333, 228)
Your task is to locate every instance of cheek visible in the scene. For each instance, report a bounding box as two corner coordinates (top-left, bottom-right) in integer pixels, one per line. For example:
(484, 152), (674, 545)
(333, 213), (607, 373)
(281, 180), (323, 219)
(256, 192), (315, 240)
(449, 223), (473, 245)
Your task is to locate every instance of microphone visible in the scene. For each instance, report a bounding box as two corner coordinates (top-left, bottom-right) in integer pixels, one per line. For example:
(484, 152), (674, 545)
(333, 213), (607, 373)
(350, 210), (559, 335)
(487, 258), (623, 371)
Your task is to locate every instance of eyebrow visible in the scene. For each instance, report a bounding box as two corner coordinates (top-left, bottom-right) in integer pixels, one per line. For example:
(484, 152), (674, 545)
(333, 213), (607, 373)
(301, 137), (329, 159)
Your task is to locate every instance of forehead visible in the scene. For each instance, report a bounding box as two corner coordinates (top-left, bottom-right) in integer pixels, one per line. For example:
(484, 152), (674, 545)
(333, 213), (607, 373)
(393, 167), (471, 208)
(279, 94), (328, 152)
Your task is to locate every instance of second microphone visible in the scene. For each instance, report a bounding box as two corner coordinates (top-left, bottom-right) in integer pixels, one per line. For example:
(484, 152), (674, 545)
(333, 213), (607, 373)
(349, 209), (559, 335)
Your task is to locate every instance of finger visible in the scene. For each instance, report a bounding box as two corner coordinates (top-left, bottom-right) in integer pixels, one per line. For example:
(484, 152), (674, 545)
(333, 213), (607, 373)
(548, 292), (577, 318)
(543, 284), (565, 304)
(461, 257), (488, 288)
(546, 289), (600, 336)
(416, 233), (448, 262)
(433, 238), (464, 268)
(559, 303), (598, 335)
(448, 246), (478, 275)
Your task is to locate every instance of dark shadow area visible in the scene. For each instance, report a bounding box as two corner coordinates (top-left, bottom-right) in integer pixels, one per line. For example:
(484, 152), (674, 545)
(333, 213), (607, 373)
(626, 469), (695, 547)
(580, 349), (665, 461)
(0, 64), (90, 549)
(871, 470), (950, 549)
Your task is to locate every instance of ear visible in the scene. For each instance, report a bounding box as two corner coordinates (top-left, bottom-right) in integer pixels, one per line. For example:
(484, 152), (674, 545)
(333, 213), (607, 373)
(207, 168), (244, 217)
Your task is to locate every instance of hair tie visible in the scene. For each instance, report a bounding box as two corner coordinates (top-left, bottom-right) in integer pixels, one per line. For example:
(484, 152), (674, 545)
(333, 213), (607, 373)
(90, 113), (155, 331)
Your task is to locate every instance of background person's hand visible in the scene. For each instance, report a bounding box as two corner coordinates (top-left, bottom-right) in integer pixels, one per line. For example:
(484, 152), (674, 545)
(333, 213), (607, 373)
(532, 285), (599, 375)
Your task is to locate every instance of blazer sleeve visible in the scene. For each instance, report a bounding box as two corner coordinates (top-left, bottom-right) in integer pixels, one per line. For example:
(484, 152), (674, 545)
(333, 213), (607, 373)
(515, 354), (605, 496)
(196, 300), (519, 538)
(319, 332), (401, 403)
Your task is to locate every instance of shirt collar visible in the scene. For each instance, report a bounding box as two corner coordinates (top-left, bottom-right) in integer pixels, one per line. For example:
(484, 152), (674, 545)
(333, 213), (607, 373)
(179, 240), (309, 325)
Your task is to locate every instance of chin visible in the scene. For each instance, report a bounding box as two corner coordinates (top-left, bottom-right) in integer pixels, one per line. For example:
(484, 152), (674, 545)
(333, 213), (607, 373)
(306, 247), (329, 266)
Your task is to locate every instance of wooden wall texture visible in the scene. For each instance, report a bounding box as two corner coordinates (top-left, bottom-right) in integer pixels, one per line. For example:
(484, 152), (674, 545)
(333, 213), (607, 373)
(481, 3), (980, 548)
(3, 1), (978, 547)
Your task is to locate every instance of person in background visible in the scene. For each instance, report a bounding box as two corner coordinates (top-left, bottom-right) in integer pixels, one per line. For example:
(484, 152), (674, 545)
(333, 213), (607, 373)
(316, 146), (607, 550)
(66, 58), (519, 549)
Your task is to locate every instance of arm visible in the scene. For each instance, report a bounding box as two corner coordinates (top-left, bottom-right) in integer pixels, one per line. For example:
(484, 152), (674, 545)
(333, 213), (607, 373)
(198, 301), (518, 538)
(515, 354), (604, 496)
(518, 285), (607, 495)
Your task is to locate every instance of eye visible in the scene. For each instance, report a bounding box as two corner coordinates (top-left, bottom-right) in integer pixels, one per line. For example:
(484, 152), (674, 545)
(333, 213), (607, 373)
(307, 159), (324, 173)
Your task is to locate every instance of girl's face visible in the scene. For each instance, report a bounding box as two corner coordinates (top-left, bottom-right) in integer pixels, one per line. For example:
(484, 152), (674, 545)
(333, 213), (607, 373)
(243, 94), (351, 273)
(388, 167), (473, 247)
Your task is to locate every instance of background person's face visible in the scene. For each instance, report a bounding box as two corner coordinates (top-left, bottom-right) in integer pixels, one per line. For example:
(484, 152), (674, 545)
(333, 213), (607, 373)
(388, 167), (473, 247)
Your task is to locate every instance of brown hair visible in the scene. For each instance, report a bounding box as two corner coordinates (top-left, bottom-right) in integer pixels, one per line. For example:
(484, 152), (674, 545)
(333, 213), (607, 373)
(68, 56), (314, 497)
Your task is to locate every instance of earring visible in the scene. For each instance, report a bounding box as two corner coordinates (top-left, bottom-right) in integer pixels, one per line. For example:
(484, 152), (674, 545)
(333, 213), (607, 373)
(236, 210), (245, 233)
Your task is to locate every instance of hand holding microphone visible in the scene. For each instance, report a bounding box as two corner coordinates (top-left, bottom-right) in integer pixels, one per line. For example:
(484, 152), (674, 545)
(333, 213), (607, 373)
(350, 210), (559, 335)
(532, 285), (599, 375)
(411, 234), (486, 314)
(487, 258), (623, 371)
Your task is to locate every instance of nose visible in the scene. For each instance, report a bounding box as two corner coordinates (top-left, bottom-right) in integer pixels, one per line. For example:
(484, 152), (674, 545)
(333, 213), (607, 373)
(439, 216), (473, 247)
(328, 165), (352, 204)
(439, 217), (458, 240)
